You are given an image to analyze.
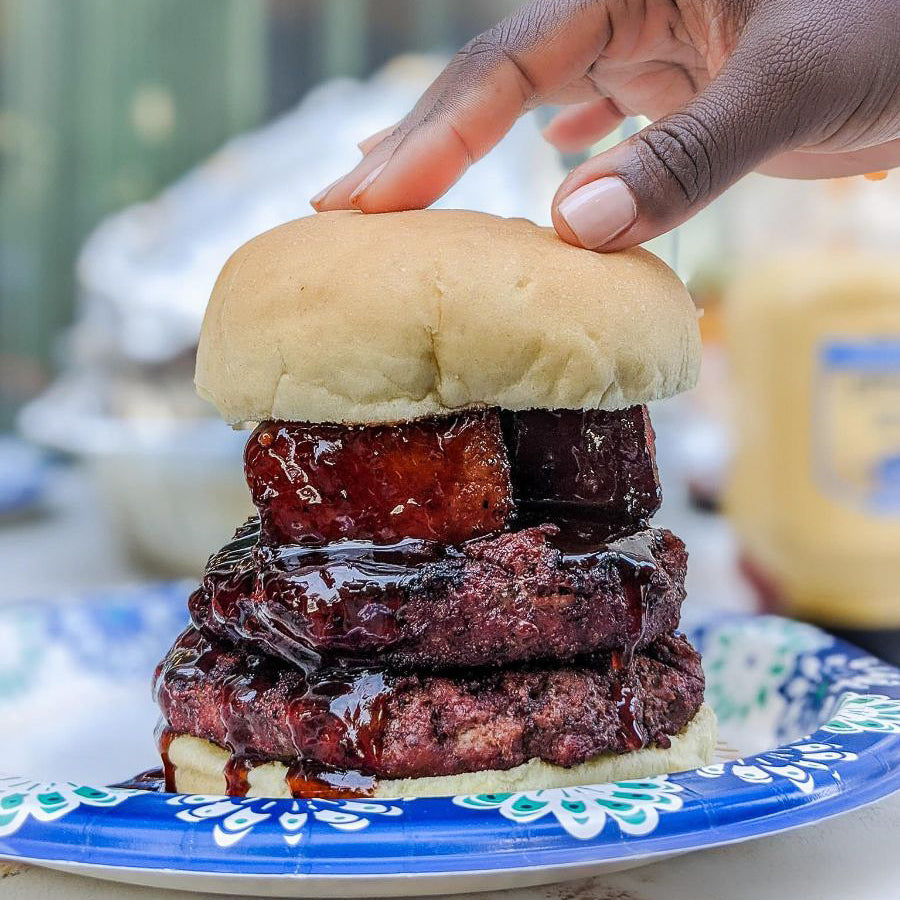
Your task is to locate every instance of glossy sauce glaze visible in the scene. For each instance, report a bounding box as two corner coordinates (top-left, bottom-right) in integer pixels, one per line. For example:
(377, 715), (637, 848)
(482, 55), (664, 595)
(501, 407), (661, 522)
(153, 627), (388, 797)
(216, 755), (377, 799)
(153, 406), (680, 797)
(193, 518), (446, 665)
(158, 727), (176, 792)
(119, 752), (377, 798)
(152, 635), (673, 798)
(244, 410), (513, 547)
(225, 407), (666, 666)
(193, 512), (665, 668)
(529, 513), (658, 666)
(609, 651), (647, 750)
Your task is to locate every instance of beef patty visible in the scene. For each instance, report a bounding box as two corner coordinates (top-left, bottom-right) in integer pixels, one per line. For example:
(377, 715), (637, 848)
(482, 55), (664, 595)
(189, 517), (687, 670)
(154, 627), (704, 781)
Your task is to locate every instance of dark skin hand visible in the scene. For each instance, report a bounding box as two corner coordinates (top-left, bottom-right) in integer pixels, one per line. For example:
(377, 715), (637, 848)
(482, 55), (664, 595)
(311, 0), (900, 250)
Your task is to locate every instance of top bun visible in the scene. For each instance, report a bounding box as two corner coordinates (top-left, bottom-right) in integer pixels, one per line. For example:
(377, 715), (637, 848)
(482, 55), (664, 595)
(196, 210), (700, 425)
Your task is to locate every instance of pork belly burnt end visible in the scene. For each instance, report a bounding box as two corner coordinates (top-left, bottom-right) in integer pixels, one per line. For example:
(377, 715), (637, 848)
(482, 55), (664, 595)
(501, 406), (661, 523)
(245, 409), (513, 546)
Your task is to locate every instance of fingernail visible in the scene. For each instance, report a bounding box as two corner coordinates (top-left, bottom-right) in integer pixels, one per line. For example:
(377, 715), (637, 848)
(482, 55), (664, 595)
(349, 161), (388, 206)
(309, 175), (343, 208)
(557, 177), (637, 248)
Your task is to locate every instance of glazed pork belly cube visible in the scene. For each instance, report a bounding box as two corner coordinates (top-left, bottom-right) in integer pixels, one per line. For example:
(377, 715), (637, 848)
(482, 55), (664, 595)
(244, 409), (514, 546)
(501, 406), (661, 523)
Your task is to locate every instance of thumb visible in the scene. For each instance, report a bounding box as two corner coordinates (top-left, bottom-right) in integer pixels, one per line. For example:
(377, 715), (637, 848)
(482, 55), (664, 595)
(552, 3), (864, 250)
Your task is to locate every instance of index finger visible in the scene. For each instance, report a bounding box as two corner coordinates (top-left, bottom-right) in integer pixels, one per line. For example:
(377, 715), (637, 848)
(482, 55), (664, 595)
(311, 0), (613, 213)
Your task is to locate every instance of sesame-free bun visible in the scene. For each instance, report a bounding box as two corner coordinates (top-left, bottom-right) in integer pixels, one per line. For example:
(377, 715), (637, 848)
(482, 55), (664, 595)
(196, 210), (700, 426)
(167, 703), (717, 799)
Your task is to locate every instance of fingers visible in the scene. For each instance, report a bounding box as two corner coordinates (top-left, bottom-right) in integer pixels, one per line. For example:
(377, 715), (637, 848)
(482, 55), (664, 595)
(757, 139), (900, 179)
(349, 64), (534, 213)
(357, 124), (396, 154)
(552, 3), (878, 250)
(542, 99), (625, 153)
(311, 0), (614, 212)
(310, 63), (526, 212)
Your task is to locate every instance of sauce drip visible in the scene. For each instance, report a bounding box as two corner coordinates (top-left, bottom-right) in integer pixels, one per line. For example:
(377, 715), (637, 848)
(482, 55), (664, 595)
(621, 582), (649, 667)
(158, 726), (176, 792)
(200, 519), (447, 665)
(529, 511), (657, 663)
(153, 627), (390, 798)
(112, 759), (376, 798)
(609, 652), (646, 751)
(224, 756), (252, 796)
(286, 761), (377, 799)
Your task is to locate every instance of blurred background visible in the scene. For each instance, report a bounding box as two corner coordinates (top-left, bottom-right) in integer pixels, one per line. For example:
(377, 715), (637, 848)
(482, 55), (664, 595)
(1, 0), (898, 659)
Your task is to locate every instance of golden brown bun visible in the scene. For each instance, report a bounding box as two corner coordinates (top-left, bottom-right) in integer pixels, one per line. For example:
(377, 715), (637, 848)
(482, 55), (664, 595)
(167, 703), (716, 799)
(196, 210), (700, 425)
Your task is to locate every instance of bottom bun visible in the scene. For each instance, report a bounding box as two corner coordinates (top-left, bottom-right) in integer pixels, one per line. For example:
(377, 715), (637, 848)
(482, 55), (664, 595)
(168, 703), (717, 798)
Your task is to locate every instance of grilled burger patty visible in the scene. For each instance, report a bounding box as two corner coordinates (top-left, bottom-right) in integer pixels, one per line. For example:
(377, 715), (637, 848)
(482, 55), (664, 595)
(155, 627), (704, 781)
(189, 517), (687, 670)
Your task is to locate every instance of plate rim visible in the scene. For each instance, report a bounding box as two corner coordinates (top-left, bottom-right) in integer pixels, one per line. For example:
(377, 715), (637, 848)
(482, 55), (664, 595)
(0, 789), (894, 896)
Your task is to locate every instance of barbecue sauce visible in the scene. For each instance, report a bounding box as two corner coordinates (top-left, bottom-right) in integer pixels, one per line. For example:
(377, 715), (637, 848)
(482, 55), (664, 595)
(527, 511), (657, 664)
(153, 627), (389, 798)
(245, 411), (514, 547)
(609, 651), (647, 751)
(501, 407), (662, 522)
(285, 761), (377, 799)
(195, 513), (661, 668)
(159, 727), (176, 792)
(114, 750), (376, 798)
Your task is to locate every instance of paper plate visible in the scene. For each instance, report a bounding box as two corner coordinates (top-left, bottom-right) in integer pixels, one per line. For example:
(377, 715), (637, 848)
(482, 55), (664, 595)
(0, 584), (898, 896)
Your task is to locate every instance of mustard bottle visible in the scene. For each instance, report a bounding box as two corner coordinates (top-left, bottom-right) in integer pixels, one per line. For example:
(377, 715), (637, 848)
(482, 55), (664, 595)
(725, 175), (900, 647)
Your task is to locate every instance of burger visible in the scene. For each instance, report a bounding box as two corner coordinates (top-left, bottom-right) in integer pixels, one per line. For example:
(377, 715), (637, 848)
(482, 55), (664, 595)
(153, 209), (716, 799)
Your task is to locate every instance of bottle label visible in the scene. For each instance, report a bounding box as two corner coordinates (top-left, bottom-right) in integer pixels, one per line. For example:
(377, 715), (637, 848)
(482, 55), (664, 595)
(815, 339), (900, 513)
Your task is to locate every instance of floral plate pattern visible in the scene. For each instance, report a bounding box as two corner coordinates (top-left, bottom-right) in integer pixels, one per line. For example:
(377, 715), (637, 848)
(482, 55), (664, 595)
(0, 585), (898, 896)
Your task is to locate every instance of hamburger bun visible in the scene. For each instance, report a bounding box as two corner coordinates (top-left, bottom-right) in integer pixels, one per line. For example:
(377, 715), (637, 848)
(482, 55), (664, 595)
(196, 210), (700, 426)
(165, 703), (716, 799)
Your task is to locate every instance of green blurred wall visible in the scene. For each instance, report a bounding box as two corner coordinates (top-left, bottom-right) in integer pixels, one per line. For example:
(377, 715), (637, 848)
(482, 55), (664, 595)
(0, 0), (266, 426)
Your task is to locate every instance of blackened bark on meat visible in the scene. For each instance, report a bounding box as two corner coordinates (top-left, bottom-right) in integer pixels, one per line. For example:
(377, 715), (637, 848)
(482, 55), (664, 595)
(501, 406), (661, 523)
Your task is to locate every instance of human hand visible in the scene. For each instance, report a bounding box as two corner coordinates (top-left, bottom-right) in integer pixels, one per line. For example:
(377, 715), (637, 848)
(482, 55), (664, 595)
(311, 0), (900, 251)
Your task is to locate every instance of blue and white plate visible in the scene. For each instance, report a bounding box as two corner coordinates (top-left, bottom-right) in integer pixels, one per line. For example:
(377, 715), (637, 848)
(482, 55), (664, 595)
(0, 438), (46, 517)
(0, 584), (898, 896)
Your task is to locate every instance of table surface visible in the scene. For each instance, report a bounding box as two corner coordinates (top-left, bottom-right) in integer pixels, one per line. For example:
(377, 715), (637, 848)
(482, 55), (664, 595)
(1, 464), (897, 898)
